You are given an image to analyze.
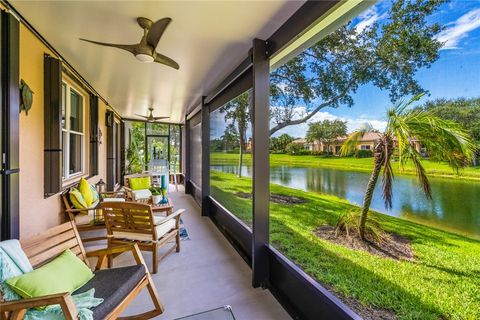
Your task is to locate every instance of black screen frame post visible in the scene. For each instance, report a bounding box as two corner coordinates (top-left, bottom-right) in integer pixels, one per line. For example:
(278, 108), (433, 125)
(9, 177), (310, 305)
(184, 114), (191, 195)
(201, 96), (210, 217)
(0, 10), (20, 240)
(251, 38), (270, 288)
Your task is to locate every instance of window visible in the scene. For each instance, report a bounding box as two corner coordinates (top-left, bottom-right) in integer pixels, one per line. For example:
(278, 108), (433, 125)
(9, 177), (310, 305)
(62, 82), (85, 180)
(267, 0), (480, 318)
(210, 90), (253, 228)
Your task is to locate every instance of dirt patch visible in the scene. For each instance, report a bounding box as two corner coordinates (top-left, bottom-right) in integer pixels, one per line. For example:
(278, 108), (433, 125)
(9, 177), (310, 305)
(315, 225), (414, 261)
(334, 291), (398, 320)
(235, 192), (308, 205)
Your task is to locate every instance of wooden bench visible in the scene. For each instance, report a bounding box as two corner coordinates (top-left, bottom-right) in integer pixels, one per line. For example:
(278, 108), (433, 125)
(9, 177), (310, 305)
(0, 221), (164, 320)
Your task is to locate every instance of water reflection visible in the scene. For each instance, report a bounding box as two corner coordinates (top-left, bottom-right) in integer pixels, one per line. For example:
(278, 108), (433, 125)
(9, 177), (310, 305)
(211, 165), (480, 238)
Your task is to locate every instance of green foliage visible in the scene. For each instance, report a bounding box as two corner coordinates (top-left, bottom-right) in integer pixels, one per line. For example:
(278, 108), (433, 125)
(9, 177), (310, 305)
(418, 97), (480, 164)
(270, 0), (446, 135)
(210, 170), (480, 319)
(306, 119), (347, 154)
(341, 94), (475, 239)
(285, 142), (306, 155)
(126, 122), (146, 174)
(150, 187), (162, 196)
(270, 134), (294, 153)
(335, 210), (384, 242)
(355, 149), (373, 158)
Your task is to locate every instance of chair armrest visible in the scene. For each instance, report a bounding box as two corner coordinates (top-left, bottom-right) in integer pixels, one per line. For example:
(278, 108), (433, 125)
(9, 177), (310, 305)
(86, 243), (146, 271)
(155, 209), (184, 225)
(0, 292), (77, 320)
(65, 207), (92, 213)
(100, 190), (125, 198)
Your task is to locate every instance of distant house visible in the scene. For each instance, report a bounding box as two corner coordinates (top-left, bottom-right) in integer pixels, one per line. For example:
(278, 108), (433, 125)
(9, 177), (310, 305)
(292, 138), (315, 151)
(294, 132), (423, 156)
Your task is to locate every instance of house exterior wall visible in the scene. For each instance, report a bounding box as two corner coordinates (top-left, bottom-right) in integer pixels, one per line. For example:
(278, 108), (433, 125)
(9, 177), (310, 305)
(18, 22), (109, 238)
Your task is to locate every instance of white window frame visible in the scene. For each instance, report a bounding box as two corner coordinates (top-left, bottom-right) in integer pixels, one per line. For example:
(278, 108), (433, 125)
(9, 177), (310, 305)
(62, 81), (86, 181)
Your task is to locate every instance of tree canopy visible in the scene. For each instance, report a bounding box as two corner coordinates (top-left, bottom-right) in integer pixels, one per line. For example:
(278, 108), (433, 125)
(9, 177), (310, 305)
(419, 97), (480, 147)
(270, 0), (446, 136)
(270, 134), (294, 152)
(306, 119), (347, 153)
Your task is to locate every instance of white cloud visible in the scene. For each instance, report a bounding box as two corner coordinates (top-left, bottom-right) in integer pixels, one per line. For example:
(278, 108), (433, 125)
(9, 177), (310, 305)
(436, 8), (480, 50)
(355, 7), (385, 33)
(271, 106), (387, 138)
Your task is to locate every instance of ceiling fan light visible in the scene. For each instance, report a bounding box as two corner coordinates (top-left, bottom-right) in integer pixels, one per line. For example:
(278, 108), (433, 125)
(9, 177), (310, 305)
(135, 53), (154, 63)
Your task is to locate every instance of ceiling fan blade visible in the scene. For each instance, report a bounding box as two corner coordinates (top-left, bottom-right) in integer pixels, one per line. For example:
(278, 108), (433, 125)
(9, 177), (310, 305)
(146, 18), (171, 48)
(134, 113), (149, 119)
(152, 116), (170, 120)
(154, 52), (179, 70)
(79, 38), (137, 55)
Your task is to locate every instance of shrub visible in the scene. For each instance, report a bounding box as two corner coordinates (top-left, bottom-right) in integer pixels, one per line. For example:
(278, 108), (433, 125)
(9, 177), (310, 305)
(297, 150), (312, 155)
(355, 149), (373, 158)
(285, 142), (305, 155)
(335, 210), (384, 242)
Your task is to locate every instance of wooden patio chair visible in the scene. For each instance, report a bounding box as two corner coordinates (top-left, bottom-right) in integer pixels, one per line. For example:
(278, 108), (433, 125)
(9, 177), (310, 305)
(61, 186), (125, 243)
(123, 173), (154, 201)
(0, 221), (164, 320)
(99, 201), (184, 274)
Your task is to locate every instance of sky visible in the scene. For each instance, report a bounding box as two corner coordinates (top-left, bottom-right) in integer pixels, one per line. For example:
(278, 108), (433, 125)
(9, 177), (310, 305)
(272, 0), (480, 138)
(210, 0), (480, 140)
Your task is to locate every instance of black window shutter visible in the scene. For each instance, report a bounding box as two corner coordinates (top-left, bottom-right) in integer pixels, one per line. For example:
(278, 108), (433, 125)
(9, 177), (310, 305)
(106, 110), (115, 190)
(89, 94), (99, 176)
(44, 54), (62, 197)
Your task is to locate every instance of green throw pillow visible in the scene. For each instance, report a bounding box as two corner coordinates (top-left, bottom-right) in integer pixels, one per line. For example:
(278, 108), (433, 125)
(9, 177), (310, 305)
(6, 249), (94, 302)
(129, 177), (151, 190)
(69, 188), (88, 210)
(79, 178), (94, 207)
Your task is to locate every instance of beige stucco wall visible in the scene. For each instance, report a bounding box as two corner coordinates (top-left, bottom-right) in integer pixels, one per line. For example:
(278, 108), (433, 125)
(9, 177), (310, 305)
(18, 23), (109, 238)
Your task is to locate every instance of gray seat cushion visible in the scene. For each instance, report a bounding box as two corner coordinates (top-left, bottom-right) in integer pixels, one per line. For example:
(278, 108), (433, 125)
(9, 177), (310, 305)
(74, 265), (146, 319)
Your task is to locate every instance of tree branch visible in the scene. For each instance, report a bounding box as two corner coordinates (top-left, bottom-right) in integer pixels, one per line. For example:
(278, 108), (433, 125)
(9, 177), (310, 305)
(269, 79), (355, 136)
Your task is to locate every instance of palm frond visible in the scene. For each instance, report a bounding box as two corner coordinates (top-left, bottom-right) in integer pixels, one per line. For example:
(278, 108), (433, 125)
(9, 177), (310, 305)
(340, 123), (374, 156)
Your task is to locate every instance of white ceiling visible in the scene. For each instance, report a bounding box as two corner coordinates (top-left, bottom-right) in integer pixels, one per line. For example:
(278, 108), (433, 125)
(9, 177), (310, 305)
(12, 0), (304, 123)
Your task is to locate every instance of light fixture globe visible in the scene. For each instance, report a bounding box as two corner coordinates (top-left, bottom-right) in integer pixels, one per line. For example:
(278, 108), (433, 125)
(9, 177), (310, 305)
(135, 53), (154, 63)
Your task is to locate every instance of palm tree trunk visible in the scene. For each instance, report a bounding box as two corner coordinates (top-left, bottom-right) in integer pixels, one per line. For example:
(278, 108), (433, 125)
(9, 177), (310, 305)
(238, 128), (244, 178)
(359, 155), (382, 240)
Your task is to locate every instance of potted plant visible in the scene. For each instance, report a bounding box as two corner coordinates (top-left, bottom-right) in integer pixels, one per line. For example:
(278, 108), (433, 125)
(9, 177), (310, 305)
(150, 187), (162, 204)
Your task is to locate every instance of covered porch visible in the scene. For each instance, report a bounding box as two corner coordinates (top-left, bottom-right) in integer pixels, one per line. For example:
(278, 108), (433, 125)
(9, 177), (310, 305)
(116, 186), (290, 319)
(0, 0), (367, 319)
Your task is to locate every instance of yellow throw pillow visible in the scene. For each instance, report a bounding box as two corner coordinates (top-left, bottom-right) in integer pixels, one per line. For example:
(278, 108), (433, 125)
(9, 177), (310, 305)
(79, 178), (94, 207)
(69, 188), (87, 210)
(129, 177), (151, 190)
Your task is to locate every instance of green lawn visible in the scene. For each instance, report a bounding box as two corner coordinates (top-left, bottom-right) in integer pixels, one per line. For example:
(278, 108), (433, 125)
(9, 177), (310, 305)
(210, 170), (480, 320)
(211, 152), (480, 181)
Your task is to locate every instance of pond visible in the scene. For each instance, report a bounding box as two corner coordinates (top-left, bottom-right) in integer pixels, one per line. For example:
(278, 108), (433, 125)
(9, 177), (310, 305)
(211, 165), (480, 239)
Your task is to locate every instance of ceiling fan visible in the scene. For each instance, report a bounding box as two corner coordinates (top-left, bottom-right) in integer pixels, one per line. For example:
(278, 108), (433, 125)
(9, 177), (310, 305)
(80, 17), (179, 70)
(124, 107), (169, 123)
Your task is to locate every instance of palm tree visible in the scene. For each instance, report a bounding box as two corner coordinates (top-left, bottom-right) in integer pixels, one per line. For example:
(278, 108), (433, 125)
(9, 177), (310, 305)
(340, 94), (475, 241)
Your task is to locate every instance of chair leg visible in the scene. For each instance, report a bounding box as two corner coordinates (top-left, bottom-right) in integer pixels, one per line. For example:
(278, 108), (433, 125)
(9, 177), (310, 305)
(146, 275), (165, 314)
(176, 230), (181, 253)
(107, 239), (113, 268)
(152, 243), (158, 274)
